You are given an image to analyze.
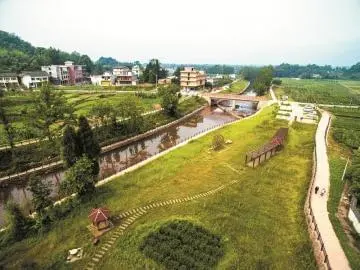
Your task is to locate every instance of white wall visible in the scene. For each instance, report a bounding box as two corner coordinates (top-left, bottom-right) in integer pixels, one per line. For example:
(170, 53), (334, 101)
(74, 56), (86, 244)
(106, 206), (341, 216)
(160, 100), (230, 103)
(348, 207), (360, 234)
(21, 75), (32, 88)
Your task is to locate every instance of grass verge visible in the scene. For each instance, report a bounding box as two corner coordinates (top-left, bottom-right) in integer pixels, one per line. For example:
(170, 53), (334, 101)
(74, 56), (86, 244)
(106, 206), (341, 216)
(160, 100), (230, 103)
(0, 105), (316, 269)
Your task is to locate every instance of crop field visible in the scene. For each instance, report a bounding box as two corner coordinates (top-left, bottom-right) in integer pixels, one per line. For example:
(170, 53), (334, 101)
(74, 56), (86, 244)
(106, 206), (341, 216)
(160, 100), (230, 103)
(0, 92), (161, 145)
(338, 80), (360, 94)
(0, 106), (316, 269)
(326, 107), (360, 149)
(327, 109), (360, 269)
(274, 78), (360, 105)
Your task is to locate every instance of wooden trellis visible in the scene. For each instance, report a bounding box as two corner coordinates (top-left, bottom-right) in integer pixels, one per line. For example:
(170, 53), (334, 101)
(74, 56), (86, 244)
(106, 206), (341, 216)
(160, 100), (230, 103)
(245, 128), (288, 167)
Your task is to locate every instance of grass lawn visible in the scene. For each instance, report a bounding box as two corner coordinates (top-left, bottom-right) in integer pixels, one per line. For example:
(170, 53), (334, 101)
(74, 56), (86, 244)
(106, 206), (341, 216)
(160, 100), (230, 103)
(273, 78), (360, 105)
(220, 79), (248, 94)
(0, 105), (316, 269)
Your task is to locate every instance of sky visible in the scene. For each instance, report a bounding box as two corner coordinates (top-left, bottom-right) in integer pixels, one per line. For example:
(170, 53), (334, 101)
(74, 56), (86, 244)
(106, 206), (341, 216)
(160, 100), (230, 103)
(1, 0), (360, 66)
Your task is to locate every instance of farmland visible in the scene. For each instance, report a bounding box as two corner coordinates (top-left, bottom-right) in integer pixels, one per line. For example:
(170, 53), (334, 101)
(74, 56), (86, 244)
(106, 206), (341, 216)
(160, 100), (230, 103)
(327, 107), (360, 269)
(274, 79), (360, 105)
(326, 107), (360, 149)
(0, 92), (161, 145)
(0, 106), (316, 269)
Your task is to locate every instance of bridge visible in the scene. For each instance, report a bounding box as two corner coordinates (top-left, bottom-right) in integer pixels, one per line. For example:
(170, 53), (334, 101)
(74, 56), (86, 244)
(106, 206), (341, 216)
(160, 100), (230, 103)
(201, 93), (269, 111)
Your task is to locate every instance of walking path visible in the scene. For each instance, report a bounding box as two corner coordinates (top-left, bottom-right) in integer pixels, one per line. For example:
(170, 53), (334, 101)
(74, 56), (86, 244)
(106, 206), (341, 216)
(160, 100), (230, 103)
(85, 163), (241, 270)
(311, 111), (350, 269)
(269, 85), (278, 103)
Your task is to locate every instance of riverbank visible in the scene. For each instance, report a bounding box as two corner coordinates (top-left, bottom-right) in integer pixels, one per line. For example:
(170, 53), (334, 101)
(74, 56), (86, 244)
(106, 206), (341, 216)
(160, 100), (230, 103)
(0, 97), (207, 179)
(0, 105), (316, 269)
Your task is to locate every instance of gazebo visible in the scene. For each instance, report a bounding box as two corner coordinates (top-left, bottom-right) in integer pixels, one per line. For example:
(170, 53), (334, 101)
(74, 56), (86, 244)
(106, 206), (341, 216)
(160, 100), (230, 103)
(88, 207), (111, 230)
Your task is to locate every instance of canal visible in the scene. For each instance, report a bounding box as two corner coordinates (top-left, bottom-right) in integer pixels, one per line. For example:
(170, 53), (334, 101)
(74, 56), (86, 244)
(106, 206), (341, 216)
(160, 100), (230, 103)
(0, 106), (237, 226)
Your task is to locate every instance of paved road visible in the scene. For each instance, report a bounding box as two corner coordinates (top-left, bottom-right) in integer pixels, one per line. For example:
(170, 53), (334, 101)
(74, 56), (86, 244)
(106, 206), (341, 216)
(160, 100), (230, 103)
(312, 111), (350, 269)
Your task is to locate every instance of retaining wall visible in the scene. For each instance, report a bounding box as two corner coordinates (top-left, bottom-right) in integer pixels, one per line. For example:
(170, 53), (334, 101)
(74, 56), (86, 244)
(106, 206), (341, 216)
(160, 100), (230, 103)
(348, 197), (360, 234)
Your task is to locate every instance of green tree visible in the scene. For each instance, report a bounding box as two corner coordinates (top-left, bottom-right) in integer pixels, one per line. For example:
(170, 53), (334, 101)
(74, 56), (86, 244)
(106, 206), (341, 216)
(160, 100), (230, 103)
(159, 85), (180, 116)
(253, 66), (274, 95)
(32, 85), (74, 141)
(60, 156), (97, 196)
(28, 176), (52, 216)
(143, 59), (168, 83)
(77, 116), (101, 159)
(117, 95), (145, 133)
(5, 202), (31, 242)
(0, 90), (15, 149)
(61, 125), (81, 168)
(77, 116), (101, 175)
(90, 102), (117, 127)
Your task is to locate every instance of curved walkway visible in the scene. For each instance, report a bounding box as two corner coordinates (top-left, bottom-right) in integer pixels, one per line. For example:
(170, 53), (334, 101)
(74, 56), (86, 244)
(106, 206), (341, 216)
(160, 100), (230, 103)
(85, 164), (241, 270)
(311, 111), (350, 269)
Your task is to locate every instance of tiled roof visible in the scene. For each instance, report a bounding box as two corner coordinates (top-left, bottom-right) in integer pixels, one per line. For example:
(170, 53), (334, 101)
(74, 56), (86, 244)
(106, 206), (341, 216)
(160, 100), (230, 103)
(20, 71), (49, 77)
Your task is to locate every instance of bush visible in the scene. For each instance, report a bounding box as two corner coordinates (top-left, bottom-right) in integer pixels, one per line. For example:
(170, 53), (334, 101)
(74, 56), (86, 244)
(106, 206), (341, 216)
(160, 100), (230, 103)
(140, 220), (224, 269)
(212, 134), (225, 151)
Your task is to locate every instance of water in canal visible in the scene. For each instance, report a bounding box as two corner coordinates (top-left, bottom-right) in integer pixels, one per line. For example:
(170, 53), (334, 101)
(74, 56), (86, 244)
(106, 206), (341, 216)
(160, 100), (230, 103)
(0, 107), (238, 226)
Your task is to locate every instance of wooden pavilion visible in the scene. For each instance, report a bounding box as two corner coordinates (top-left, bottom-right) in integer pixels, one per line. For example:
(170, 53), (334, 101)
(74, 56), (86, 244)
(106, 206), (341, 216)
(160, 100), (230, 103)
(88, 207), (111, 230)
(245, 128), (288, 167)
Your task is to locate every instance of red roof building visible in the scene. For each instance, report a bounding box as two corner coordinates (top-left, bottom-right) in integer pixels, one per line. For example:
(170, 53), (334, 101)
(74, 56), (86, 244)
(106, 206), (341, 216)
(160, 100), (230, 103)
(89, 208), (111, 230)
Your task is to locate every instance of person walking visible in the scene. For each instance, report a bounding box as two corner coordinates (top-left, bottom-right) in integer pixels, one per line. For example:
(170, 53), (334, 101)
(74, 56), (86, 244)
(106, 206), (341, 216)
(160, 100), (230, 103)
(320, 188), (326, 197)
(315, 186), (319, 194)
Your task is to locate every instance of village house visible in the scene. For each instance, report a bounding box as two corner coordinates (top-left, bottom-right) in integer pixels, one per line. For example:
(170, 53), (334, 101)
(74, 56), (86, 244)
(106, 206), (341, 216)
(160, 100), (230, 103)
(0, 73), (20, 89)
(41, 61), (85, 85)
(180, 67), (206, 90)
(112, 66), (137, 86)
(20, 71), (49, 89)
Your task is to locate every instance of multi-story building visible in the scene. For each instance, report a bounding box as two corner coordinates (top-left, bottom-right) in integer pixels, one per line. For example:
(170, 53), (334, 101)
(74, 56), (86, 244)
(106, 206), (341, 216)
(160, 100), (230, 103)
(180, 67), (206, 90)
(41, 61), (85, 85)
(100, 72), (114, 87)
(131, 65), (142, 77)
(113, 66), (137, 86)
(20, 71), (49, 89)
(0, 73), (19, 89)
(65, 61), (85, 84)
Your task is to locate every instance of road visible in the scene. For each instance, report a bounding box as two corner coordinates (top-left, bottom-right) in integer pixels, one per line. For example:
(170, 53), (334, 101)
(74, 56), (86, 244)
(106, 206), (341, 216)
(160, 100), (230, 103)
(311, 111), (350, 269)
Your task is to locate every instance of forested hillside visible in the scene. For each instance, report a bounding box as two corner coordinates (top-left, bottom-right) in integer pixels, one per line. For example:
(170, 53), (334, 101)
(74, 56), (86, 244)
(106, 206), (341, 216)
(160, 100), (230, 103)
(0, 31), (94, 73)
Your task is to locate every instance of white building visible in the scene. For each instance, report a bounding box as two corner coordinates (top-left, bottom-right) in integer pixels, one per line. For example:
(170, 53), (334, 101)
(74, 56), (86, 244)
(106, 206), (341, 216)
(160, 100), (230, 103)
(41, 65), (70, 84)
(0, 73), (19, 89)
(20, 71), (49, 89)
(90, 75), (102, 86)
(113, 66), (137, 86)
(131, 65), (142, 77)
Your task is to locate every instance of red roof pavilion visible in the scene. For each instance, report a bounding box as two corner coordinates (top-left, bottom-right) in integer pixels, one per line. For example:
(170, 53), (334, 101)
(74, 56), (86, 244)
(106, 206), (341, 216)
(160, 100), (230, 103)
(88, 208), (110, 229)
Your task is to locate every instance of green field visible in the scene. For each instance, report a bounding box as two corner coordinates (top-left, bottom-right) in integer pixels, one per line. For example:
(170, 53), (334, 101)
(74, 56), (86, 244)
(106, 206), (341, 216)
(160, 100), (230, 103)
(0, 92), (161, 145)
(328, 133), (360, 269)
(0, 106), (316, 269)
(326, 107), (360, 149)
(220, 79), (248, 94)
(274, 78), (360, 105)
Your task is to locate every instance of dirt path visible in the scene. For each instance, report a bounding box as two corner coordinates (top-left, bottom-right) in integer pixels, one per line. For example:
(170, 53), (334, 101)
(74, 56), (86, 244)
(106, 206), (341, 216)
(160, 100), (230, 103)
(311, 111), (351, 269)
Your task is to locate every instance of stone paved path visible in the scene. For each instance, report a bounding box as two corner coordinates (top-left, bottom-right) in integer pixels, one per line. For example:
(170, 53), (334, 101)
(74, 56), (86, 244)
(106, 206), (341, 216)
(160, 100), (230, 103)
(311, 111), (350, 269)
(84, 163), (241, 270)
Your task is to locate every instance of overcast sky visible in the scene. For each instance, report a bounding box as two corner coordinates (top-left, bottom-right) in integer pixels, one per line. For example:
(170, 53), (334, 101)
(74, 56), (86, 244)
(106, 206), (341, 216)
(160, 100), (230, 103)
(1, 0), (360, 66)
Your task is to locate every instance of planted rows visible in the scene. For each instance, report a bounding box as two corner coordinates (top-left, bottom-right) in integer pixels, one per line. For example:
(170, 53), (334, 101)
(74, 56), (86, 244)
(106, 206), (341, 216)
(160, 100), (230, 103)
(140, 220), (224, 270)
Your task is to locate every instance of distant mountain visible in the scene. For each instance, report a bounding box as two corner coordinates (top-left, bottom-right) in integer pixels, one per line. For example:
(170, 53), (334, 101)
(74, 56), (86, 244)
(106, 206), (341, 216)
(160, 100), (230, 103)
(0, 30), (94, 73)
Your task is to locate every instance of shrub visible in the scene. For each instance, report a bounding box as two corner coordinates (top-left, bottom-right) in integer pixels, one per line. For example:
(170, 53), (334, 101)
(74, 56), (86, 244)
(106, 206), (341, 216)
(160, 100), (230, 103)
(212, 134), (225, 151)
(140, 220), (224, 269)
